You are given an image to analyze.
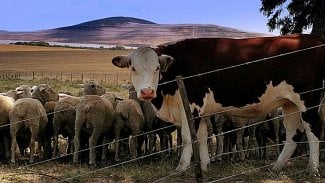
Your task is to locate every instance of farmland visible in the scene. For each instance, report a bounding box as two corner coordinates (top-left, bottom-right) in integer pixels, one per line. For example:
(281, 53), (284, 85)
(0, 45), (324, 183)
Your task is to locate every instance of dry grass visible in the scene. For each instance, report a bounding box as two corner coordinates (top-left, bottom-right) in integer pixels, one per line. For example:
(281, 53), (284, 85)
(0, 45), (324, 183)
(0, 44), (131, 84)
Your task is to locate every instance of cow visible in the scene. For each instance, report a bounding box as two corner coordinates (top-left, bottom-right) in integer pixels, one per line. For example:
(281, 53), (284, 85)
(112, 34), (325, 174)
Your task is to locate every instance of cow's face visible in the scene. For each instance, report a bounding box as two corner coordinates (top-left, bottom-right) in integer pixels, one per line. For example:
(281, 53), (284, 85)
(112, 47), (174, 101)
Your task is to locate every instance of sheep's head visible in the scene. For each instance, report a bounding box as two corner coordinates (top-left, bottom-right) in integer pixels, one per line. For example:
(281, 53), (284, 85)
(83, 80), (106, 96)
(15, 85), (32, 99)
(32, 84), (59, 104)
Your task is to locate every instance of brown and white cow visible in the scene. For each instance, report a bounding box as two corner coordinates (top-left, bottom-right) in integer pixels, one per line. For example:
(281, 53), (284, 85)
(112, 34), (325, 173)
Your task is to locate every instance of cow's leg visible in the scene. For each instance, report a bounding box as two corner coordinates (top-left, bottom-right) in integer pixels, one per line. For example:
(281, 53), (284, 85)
(273, 104), (303, 171)
(176, 116), (192, 171)
(197, 117), (210, 171)
(302, 120), (319, 174)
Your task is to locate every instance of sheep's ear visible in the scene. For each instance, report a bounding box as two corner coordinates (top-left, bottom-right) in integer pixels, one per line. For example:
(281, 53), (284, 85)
(16, 90), (24, 95)
(112, 56), (130, 68)
(159, 55), (174, 72)
(39, 86), (46, 92)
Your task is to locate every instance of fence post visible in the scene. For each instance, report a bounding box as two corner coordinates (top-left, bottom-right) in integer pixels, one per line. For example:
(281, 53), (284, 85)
(70, 73), (73, 81)
(176, 76), (204, 183)
(81, 74), (84, 82)
(33, 71), (35, 80)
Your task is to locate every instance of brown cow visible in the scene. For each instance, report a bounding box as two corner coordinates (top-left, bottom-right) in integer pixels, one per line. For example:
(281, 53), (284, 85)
(112, 34), (325, 174)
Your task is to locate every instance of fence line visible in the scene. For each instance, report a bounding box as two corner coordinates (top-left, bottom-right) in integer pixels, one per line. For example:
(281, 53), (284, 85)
(3, 42), (324, 182)
(1, 84), (323, 132)
(3, 89), (322, 168)
(0, 70), (126, 84)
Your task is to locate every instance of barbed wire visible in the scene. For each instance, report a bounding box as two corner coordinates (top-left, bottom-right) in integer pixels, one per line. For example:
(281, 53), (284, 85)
(2, 41), (324, 182)
(134, 43), (325, 89)
(21, 100), (318, 169)
(207, 148), (325, 183)
(23, 124), (176, 168)
(11, 100), (321, 179)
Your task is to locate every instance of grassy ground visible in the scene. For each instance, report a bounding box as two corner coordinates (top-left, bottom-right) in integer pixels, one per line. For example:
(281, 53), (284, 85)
(0, 45), (324, 182)
(0, 150), (324, 183)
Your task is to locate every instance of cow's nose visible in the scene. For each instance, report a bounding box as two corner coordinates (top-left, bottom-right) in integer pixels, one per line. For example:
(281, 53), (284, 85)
(140, 88), (155, 100)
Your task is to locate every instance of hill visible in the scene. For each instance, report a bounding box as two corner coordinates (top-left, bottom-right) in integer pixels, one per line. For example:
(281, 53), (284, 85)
(56, 16), (157, 30)
(0, 16), (270, 47)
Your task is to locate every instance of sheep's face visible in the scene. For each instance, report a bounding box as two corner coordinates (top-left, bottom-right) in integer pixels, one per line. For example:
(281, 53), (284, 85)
(15, 85), (32, 99)
(83, 81), (106, 96)
(38, 84), (59, 102)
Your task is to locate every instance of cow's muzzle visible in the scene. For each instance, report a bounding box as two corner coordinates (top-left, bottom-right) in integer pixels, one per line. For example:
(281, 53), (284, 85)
(140, 88), (155, 100)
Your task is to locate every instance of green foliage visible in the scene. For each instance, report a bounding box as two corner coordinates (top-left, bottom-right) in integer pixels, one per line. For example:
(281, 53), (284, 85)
(260, 0), (314, 34)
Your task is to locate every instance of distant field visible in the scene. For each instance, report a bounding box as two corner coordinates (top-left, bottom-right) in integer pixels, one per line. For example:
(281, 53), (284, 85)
(0, 44), (131, 83)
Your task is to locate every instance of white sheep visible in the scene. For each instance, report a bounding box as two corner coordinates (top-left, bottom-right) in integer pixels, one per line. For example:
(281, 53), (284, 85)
(0, 95), (15, 162)
(9, 84), (59, 164)
(113, 98), (145, 161)
(73, 94), (115, 165)
(0, 85), (32, 162)
(4, 84), (32, 101)
(52, 81), (107, 158)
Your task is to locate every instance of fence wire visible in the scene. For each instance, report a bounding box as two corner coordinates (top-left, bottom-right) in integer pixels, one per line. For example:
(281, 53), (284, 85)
(1, 42), (324, 182)
(17, 99), (320, 169)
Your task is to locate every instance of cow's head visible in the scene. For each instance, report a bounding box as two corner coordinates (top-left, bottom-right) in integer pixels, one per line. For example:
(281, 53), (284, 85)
(112, 47), (174, 101)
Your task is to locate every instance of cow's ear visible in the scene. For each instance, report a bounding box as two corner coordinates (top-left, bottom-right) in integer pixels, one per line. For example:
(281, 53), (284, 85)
(112, 56), (130, 68)
(159, 55), (174, 72)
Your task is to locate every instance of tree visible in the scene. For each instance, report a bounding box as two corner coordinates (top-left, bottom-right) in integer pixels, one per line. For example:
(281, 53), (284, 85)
(260, 0), (325, 39)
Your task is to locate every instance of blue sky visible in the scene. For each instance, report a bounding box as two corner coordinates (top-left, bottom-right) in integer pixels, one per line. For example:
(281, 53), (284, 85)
(0, 0), (276, 34)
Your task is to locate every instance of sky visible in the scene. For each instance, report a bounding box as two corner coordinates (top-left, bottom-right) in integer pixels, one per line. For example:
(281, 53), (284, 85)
(0, 0), (277, 34)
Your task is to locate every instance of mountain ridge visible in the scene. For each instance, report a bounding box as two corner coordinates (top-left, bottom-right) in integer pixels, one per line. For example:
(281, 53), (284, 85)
(56, 16), (157, 30)
(0, 16), (271, 47)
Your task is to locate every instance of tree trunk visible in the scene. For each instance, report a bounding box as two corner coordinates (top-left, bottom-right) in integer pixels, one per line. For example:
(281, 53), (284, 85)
(311, 0), (325, 39)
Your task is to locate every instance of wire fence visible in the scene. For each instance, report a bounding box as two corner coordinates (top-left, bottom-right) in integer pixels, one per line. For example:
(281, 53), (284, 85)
(1, 42), (325, 182)
(0, 70), (125, 85)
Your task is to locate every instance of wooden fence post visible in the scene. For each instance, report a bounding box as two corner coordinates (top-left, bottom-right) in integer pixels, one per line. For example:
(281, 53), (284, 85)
(32, 71), (35, 80)
(176, 76), (204, 183)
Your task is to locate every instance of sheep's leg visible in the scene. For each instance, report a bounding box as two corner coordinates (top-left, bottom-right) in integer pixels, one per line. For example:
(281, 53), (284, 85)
(3, 130), (11, 161)
(101, 135), (108, 163)
(273, 117), (281, 155)
(248, 126), (258, 158)
(236, 128), (245, 161)
(176, 126), (182, 158)
(215, 120), (224, 161)
(73, 127), (81, 164)
(114, 129), (121, 162)
(10, 129), (18, 164)
(52, 130), (59, 158)
(89, 129), (100, 165)
(131, 128), (140, 159)
(29, 127), (38, 164)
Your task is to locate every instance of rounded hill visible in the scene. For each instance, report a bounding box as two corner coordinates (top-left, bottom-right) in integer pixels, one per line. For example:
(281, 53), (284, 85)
(57, 16), (157, 30)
